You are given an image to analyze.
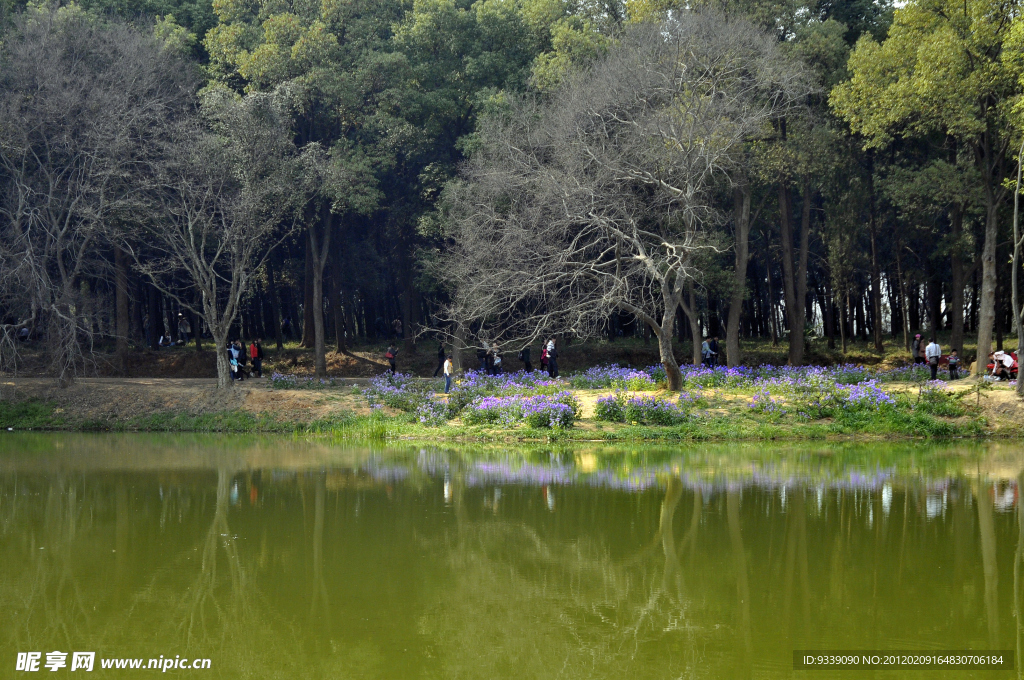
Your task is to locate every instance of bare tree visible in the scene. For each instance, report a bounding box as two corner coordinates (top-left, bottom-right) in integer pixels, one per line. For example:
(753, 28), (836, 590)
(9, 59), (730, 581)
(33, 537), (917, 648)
(134, 90), (313, 388)
(0, 7), (195, 385)
(434, 12), (810, 389)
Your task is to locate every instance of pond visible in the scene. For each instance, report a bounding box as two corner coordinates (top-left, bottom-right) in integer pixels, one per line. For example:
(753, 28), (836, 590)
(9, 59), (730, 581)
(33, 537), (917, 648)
(0, 434), (1021, 678)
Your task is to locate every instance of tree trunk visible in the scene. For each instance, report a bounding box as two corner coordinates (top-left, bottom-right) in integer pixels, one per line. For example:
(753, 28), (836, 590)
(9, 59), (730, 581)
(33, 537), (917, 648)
(655, 325), (682, 391)
(793, 178), (811, 364)
(308, 208), (332, 378)
(213, 331), (230, 388)
(867, 159), (883, 352)
(1012, 139), (1024, 396)
(726, 182), (752, 367)
(974, 195), (999, 375)
(301, 234), (315, 348)
(147, 283), (160, 350)
(950, 204), (966, 354)
(778, 181), (803, 364)
(680, 281), (702, 366)
(402, 281), (416, 355)
(266, 259), (284, 351)
(114, 246), (130, 374)
(452, 324), (466, 374)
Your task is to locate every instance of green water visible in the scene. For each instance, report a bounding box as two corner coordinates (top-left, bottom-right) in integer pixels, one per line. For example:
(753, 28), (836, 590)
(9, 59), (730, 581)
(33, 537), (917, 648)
(1, 435), (1022, 679)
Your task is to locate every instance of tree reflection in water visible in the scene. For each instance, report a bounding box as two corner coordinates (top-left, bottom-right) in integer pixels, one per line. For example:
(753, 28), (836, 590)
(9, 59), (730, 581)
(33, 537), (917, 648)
(0, 437), (1022, 679)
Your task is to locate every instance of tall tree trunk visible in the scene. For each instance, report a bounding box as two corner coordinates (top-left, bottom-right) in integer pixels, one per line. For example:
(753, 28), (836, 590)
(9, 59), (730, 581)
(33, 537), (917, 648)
(301, 235), (315, 348)
(114, 246), (130, 374)
(950, 205), (966, 354)
(778, 180), (802, 360)
(147, 283), (160, 350)
(402, 281), (416, 355)
(266, 258), (284, 351)
(308, 207), (332, 378)
(975, 193), (999, 374)
(867, 157), (884, 352)
(329, 220), (346, 354)
(680, 280), (702, 366)
(1012, 139), (1024, 396)
(778, 180), (808, 365)
(726, 182), (752, 367)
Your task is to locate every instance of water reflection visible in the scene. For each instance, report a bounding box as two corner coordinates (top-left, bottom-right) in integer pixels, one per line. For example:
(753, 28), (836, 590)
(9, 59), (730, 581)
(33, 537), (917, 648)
(0, 434), (1022, 678)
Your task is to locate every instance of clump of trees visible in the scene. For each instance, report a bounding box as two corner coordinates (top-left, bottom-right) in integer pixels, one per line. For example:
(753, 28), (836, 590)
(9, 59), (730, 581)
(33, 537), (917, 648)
(3, 0), (1024, 389)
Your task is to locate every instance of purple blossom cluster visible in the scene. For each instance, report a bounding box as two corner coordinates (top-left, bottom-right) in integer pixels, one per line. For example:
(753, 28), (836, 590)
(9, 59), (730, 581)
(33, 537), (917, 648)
(364, 372), (432, 411)
(415, 398), (452, 426)
(569, 365), (657, 390)
(462, 392), (581, 429)
(844, 380), (895, 408)
(748, 388), (786, 415)
(269, 372), (343, 390)
(595, 392), (688, 425)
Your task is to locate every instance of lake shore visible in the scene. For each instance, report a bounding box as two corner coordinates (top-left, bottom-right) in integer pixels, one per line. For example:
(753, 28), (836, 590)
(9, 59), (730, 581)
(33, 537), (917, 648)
(1, 375), (1021, 441)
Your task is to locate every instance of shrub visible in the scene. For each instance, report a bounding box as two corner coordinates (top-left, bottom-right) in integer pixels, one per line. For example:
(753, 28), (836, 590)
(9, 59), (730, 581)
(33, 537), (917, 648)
(363, 373), (430, 412)
(621, 395), (688, 425)
(462, 392), (581, 429)
(415, 398), (453, 426)
(594, 394), (624, 422)
(914, 382), (966, 417)
(748, 388), (785, 415)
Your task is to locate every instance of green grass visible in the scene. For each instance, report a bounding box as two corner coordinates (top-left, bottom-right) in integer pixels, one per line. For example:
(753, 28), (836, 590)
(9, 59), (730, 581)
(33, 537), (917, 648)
(0, 384), (997, 442)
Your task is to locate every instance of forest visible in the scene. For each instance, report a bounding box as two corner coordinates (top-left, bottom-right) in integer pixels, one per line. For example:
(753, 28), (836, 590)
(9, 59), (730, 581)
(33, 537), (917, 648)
(1, 0), (1023, 390)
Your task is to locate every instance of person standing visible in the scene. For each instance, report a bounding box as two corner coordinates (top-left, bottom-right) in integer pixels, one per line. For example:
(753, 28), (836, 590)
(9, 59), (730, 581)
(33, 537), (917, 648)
(518, 346), (533, 372)
(709, 336), (720, 368)
(443, 354), (454, 394)
(433, 342), (446, 377)
(948, 349), (961, 380)
(701, 338), (711, 366)
(385, 343), (398, 376)
(911, 334), (923, 364)
(250, 338), (264, 378)
(925, 337), (942, 380)
(546, 338), (559, 378)
(177, 314), (191, 344)
(540, 344), (548, 373)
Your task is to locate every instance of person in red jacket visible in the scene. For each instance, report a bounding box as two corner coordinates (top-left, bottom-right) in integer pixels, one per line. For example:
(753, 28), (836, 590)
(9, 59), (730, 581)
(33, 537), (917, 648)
(249, 338), (264, 378)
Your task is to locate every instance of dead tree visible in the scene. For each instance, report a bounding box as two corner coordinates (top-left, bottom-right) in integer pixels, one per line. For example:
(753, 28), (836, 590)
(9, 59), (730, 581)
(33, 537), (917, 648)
(435, 12), (810, 389)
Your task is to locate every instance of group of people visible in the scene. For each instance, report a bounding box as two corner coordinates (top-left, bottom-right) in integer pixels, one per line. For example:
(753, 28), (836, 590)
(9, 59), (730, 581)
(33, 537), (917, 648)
(910, 334), (961, 380)
(415, 338), (562, 393)
(700, 337), (720, 367)
(227, 338), (264, 381)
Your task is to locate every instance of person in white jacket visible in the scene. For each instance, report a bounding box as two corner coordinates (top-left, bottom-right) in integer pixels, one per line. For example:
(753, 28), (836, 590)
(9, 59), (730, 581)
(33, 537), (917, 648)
(925, 338), (942, 380)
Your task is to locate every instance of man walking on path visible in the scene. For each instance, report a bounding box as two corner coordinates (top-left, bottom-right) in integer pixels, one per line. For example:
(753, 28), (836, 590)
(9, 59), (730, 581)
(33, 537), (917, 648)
(925, 337), (942, 380)
(443, 354), (454, 394)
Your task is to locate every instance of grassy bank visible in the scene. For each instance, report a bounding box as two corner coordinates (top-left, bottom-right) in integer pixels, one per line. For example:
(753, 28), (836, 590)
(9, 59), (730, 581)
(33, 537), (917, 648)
(0, 392), (999, 442)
